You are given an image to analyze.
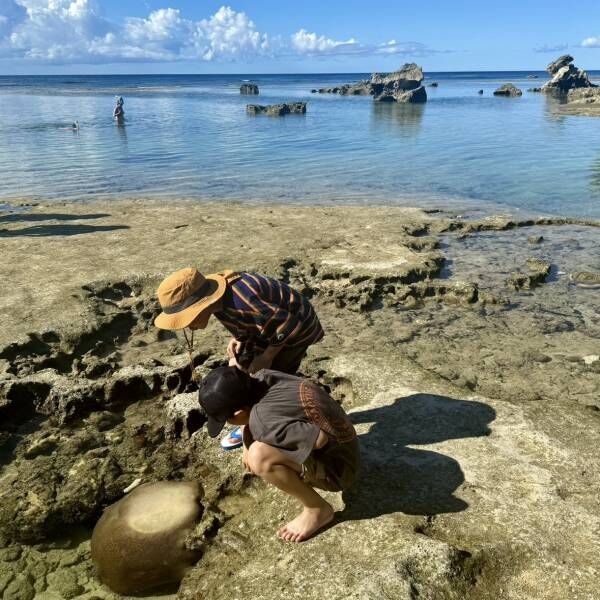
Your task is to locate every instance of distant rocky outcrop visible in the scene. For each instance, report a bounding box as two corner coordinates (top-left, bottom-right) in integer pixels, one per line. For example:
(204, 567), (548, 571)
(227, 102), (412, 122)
(246, 102), (306, 116)
(493, 83), (523, 97)
(316, 63), (427, 104)
(240, 83), (259, 95)
(542, 55), (596, 93)
(561, 87), (600, 116)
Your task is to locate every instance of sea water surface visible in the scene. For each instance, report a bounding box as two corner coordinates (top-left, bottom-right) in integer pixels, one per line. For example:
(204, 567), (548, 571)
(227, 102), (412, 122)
(1, 72), (600, 218)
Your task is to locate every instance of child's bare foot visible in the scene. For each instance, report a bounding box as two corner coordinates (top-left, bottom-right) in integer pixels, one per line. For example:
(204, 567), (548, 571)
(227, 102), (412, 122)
(277, 502), (334, 542)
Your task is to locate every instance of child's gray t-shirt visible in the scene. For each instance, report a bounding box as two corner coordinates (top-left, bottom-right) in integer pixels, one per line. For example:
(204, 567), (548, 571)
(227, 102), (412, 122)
(248, 369), (356, 465)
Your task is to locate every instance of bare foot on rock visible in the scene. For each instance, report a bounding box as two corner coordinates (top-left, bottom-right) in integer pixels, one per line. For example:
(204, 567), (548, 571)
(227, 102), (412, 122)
(277, 502), (334, 542)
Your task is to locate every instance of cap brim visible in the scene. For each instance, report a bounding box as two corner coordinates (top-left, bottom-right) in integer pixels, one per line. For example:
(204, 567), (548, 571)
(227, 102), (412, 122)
(154, 273), (226, 330)
(206, 417), (226, 438)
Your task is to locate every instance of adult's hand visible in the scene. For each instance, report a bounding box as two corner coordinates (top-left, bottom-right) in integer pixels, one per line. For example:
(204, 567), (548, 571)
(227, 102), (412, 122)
(248, 352), (273, 374)
(227, 338), (241, 359)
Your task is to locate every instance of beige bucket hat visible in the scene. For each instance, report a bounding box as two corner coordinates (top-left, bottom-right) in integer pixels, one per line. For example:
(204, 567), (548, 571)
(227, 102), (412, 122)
(154, 267), (226, 330)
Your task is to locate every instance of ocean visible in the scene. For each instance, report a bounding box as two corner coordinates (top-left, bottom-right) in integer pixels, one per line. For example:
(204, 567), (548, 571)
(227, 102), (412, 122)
(1, 72), (600, 218)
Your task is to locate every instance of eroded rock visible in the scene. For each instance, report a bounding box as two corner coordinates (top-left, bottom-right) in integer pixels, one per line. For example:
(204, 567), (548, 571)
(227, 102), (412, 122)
(494, 83), (523, 97)
(246, 103), (306, 116)
(542, 54), (595, 93)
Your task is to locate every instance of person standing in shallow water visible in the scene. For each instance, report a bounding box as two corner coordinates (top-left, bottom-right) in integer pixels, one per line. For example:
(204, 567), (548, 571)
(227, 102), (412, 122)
(198, 366), (360, 542)
(154, 268), (324, 444)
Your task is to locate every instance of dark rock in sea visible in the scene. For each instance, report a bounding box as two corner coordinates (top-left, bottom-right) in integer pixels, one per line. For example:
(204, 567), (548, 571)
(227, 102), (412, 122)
(528, 88), (542, 93)
(311, 89), (317, 93)
(494, 83), (523, 97)
(371, 63), (424, 89)
(240, 83), (259, 95)
(246, 102), (307, 116)
(478, 90), (484, 94)
(542, 55), (595, 93)
(429, 82), (439, 87)
(317, 63), (427, 104)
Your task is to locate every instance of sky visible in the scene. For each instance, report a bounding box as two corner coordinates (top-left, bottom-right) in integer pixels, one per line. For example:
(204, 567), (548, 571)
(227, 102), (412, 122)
(1, 0), (600, 74)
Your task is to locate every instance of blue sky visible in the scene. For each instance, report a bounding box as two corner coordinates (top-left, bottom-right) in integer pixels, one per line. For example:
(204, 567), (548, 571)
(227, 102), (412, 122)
(2, 0), (600, 74)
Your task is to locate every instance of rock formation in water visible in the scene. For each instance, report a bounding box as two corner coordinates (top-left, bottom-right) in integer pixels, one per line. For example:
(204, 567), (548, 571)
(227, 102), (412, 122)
(542, 55), (596, 93)
(246, 102), (307, 116)
(493, 83), (523, 97)
(316, 63), (428, 104)
(91, 481), (204, 595)
(240, 83), (259, 95)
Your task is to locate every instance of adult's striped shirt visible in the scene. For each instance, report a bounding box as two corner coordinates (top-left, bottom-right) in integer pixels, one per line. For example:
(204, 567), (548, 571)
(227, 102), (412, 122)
(214, 272), (323, 349)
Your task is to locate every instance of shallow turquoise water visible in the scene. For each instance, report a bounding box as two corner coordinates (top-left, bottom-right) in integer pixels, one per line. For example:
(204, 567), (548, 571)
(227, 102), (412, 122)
(1, 72), (600, 218)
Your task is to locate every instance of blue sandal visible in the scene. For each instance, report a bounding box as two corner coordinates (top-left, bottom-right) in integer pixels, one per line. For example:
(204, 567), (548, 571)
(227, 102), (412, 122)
(220, 426), (243, 450)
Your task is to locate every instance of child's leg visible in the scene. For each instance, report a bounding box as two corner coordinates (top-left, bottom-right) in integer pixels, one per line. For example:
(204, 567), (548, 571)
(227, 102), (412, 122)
(246, 441), (334, 542)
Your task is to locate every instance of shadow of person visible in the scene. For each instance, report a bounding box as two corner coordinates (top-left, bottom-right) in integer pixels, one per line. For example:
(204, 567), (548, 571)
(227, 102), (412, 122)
(340, 393), (495, 521)
(0, 224), (129, 237)
(0, 213), (110, 223)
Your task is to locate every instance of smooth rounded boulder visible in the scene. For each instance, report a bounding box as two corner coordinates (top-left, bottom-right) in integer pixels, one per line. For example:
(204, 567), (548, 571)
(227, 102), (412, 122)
(91, 481), (203, 595)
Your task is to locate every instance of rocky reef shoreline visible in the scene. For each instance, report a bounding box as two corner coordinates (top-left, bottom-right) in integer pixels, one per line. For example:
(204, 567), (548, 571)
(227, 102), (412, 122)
(1, 200), (599, 599)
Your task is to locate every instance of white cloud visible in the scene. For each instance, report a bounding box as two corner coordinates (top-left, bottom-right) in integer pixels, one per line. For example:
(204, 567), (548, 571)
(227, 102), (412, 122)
(291, 29), (356, 54)
(534, 43), (568, 53)
(0, 2), (441, 64)
(581, 36), (600, 48)
(291, 31), (440, 58)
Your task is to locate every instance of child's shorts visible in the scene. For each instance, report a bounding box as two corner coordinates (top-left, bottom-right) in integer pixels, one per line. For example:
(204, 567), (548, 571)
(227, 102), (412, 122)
(301, 438), (360, 492)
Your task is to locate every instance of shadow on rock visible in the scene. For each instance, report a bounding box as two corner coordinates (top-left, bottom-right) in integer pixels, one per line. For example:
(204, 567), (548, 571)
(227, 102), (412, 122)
(0, 213), (110, 223)
(0, 224), (129, 237)
(341, 393), (496, 520)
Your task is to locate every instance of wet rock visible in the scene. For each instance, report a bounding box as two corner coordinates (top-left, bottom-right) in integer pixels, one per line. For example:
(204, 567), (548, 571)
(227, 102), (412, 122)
(527, 235), (544, 244)
(506, 259), (550, 290)
(91, 481), (204, 595)
(46, 568), (84, 599)
(478, 90), (484, 94)
(542, 55), (595, 93)
(239, 83), (258, 95)
(3, 574), (35, 600)
(24, 433), (59, 458)
(570, 270), (600, 288)
(493, 83), (523, 97)
(429, 82), (439, 87)
(528, 87), (542, 93)
(246, 102), (307, 116)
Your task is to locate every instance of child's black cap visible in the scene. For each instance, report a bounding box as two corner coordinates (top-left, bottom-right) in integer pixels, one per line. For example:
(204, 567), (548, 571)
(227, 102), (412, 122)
(198, 366), (251, 437)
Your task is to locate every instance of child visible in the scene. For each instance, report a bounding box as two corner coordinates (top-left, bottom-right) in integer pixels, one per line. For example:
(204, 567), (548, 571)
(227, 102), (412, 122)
(198, 366), (360, 542)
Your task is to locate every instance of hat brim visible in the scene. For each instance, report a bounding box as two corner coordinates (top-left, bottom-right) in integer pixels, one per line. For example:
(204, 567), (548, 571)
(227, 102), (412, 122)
(154, 273), (226, 330)
(206, 416), (226, 438)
